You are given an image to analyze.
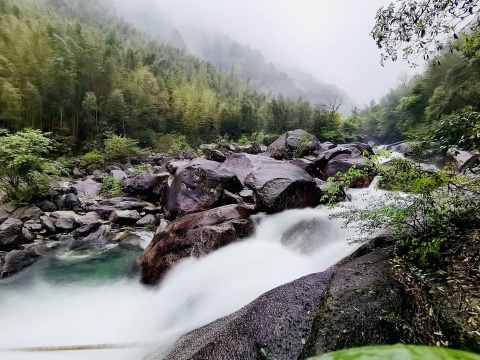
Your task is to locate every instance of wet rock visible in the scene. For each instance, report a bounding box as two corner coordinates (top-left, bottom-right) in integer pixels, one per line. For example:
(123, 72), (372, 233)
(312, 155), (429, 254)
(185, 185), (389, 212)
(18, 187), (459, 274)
(40, 216), (56, 233)
(72, 178), (101, 198)
(267, 129), (320, 159)
(164, 158), (242, 219)
(0, 244), (49, 278)
(166, 160), (190, 175)
(448, 149), (479, 173)
(111, 169), (128, 181)
(245, 163), (321, 212)
(75, 212), (101, 227)
(121, 172), (169, 201)
(223, 153), (280, 186)
(290, 158), (316, 176)
(234, 142), (262, 155)
(140, 205), (254, 285)
(38, 200), (57, 212)
(0, 218), (23, 251)
(85, 197), (155, 219)
(152, 272), (333, 360)
(21, 227), (36, 243)
(23, 220), (43, 232)
(153, 250), (424, 360)
(54, 215), (78, 233)
(72, 223), (101, 238)
(72, 167), (83, 179)
(109, 210), (141, 226)
(315, 147), (353, 171)
(72, 225), (114, 249)
(281, 218), (333, 254)
(324, 154), (375, 188)
(12, 205), (44, 221)
(184, 148), (197, 160)
(65, 193), (81, 210)
(154, 218), (170, 235)
(199, 144), (228, 162)
(136, 214), (159, 227)
(219, 190), (245, 206)
(239, 189), (255, 203)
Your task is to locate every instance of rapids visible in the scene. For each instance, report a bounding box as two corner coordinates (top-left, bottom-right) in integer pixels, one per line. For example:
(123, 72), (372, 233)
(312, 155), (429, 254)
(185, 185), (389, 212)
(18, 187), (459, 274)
(0, 182), (387, 360)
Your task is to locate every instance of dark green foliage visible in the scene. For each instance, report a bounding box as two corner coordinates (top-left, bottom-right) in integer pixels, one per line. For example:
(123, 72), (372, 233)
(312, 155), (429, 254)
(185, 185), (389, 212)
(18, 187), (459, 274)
(0, 129), (65, 203)
(0, 0), (356, 150)
(83, 150), (104, 169)
(100, 175), (122, 197)
(104, 135), (146, 162)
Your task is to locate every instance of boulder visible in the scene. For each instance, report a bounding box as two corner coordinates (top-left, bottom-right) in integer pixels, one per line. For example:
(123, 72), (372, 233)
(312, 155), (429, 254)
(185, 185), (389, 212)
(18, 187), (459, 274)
(121, 172), (169, 201)
(324, 154), (375, 188)
(0, 244), (49, 278)
(72, 223), (101, 238)
(71, 225), (114, 249)
(199, 144), (228, 162)
(54, 215), (78, 233)
(267, 129), (320, 159)
(72, 178), (101, 198)
(290, 158), (316, 176)
(136, 214), (160, 227)
(75, 212), (101, 227)
(164, 158), (243, 219)
(239, 189), (255, 203)
(314, 147), (353, 171)
(245, 163), (322, 212)
(85, 197), (155, 219)
(109, 210), (141, 226)
(448, 149), (479, 173)
(12, 205), (44, 221)
(23, 220), (43, 232)
(65, 193), (81, 210)
(152, 250), (424, 360)
(140, 205), (254, 285)
(40, 216), (56, 233)
(223, 153), (280, 186)
(166, 160), (190, 175)
(111, 169), (128, 181)
(38, 200), (57, 212)
(72, 167), (83, 179)
(22, 227), (36, 243)
(280, 218), (333, 254)
(0, 218), (23, 251)
(234, 143), (262, 155)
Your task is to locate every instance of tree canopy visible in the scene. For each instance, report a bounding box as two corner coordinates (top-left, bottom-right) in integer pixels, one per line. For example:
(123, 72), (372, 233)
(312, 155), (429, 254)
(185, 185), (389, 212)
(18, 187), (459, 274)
(371, 0), (480, 65)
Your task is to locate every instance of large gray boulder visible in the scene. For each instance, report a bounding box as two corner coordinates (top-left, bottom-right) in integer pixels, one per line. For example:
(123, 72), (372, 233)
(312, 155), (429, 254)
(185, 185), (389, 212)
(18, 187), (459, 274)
(140, 205), (254, 285)
(72, 178), (101, 198)
(0, 244), (49, 278)
(152, 250), (424, 360)
(223, 153), (279, 186)
(267, 129), (320, 159)
(121, 172), (170, 201)
(323, 154), (375, 188)
(164, 158), (243, 219)
(12, 205), (44, 221)
(245, 163), (322, 212)
(0, 218), (23, 251)
(109, 210), (141, 226)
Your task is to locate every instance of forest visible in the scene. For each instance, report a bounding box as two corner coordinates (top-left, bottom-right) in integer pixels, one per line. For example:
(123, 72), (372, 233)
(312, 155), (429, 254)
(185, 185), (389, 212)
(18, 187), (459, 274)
(0, 0), (358, 154)
(359, 29), (480, 148)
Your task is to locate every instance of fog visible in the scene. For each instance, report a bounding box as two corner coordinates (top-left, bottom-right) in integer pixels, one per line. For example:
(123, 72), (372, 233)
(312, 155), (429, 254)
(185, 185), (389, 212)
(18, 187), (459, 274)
(113, 0), (422, 106)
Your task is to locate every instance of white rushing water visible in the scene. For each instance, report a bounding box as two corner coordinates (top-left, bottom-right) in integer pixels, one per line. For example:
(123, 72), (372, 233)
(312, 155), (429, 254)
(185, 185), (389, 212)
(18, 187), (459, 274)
(0, 182), (386, 360)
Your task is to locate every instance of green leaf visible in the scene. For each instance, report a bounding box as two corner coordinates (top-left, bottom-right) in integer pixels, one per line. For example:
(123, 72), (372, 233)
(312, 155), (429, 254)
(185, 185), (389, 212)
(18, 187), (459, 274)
(309, 345), (480, 360)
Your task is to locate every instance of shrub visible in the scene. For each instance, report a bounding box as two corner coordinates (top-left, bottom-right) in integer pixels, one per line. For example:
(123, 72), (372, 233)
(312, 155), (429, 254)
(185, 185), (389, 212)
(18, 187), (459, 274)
(0, 129), (64, 203)
(83, 151), (104, 168)
(236, 135), (250, 146)
(155, 133), (190, 155)
(104, 135), (146, 162)
(100, 175), (122, 197)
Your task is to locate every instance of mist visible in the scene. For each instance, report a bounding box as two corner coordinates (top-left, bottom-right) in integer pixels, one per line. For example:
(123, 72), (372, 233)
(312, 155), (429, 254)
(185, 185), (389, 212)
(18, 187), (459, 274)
(111, 0), (421, 106)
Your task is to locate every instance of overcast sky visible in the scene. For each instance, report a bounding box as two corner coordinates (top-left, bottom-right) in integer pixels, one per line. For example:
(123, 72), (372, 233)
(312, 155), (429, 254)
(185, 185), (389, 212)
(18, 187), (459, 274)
(118, 0), (422, 106)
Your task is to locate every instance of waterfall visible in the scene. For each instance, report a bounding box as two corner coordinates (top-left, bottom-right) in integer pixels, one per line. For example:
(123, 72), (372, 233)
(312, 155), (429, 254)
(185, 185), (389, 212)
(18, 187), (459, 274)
(0, 182), (387, 360)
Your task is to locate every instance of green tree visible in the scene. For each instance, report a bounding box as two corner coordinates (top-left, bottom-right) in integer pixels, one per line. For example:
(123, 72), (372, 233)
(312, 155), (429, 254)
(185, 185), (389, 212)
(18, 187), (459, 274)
(372, 0), (480, 65)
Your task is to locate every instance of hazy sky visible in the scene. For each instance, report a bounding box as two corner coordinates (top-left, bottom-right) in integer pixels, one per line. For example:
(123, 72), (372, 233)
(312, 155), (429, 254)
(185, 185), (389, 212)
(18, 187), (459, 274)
(120, 0), (422, 105)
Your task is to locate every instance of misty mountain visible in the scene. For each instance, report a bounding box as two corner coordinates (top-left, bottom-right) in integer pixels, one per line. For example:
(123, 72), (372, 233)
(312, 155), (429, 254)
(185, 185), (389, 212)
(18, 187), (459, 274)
(110, 0), (357, 114)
